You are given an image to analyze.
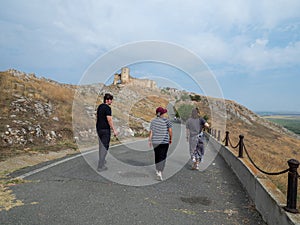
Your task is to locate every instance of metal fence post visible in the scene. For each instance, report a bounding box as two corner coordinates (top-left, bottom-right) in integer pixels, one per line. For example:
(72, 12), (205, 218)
(284, 159), (300, 213)
(225, 131), (229, 146)
(238, 135), (244, 158)
(217, 130), (221, 141)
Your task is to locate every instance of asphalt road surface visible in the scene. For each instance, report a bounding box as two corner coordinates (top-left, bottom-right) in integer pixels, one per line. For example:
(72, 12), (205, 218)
(1, 123), (266, 225)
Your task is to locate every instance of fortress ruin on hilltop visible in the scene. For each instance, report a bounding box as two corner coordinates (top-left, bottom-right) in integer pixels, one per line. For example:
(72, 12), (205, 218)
(113, 67), (157, 89)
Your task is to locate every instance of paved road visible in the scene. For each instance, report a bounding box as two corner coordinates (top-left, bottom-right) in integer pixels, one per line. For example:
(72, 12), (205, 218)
(1, 124), (266, 225)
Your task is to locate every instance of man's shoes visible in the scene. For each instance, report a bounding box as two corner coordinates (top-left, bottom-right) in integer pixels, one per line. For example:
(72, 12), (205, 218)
(97, 166), (108, 172)
(156, 171), (163, 181)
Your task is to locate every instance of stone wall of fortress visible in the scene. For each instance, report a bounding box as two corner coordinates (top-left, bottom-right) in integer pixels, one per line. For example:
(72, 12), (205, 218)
(113, 67), (157, 89)
(127, 77), (157, 89)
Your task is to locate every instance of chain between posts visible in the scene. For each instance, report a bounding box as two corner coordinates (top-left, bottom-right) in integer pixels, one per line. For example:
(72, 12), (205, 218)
(228, 136), (240, 149)
(221, 131), (240, 149)
(222, 132), (289, 175)
(243, 144), (289, 176)
(217, 130), (299, 213)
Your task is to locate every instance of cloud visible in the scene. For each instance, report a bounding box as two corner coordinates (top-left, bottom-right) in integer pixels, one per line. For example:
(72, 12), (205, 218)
(1, 1), (300, 83)
(251, 38), (269, 48)
(235, 39), (300, 71)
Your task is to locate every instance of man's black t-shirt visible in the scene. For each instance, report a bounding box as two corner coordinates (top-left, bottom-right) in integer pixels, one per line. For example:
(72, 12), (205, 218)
(96, 103), (112, 132)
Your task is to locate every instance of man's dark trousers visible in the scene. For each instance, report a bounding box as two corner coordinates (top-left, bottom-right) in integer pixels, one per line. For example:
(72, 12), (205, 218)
(97, 129), (110, 169)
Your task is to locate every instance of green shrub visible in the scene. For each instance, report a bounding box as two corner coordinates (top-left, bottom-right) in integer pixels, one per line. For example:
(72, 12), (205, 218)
(203, 114), (209, 121)
(180, 93), (190, 101)
(176, 104), (194, 121)
(189, 94), (201, 102)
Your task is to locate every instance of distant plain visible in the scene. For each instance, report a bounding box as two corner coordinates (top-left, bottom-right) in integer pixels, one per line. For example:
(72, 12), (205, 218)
(261, 113), (300, 135)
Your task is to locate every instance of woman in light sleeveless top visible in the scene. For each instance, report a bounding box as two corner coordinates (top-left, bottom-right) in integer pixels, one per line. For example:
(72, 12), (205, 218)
(186, 108), (209, 170)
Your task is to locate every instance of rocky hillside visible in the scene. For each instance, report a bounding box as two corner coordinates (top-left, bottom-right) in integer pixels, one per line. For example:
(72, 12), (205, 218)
(1, 69), (300, 202)
(0, 70), (78, 160)
(0, 69), (174, 160)
(1, 69), (299, 174)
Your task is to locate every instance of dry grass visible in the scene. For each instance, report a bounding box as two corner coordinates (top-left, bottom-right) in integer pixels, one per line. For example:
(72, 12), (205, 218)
(0, 71), (76, 159)
(1, 70), (300, 211)
(129, 95), (169, 122)
(0, 71), (75, 121)
(225, 119), (300, 209)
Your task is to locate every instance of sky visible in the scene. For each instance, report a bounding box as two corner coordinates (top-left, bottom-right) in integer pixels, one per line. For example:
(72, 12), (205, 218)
(1, 0), (300, 112)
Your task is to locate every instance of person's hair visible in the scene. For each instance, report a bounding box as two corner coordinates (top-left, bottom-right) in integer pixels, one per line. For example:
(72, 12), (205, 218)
(103, 93), (113, 103)
(191, 108), (199, 119)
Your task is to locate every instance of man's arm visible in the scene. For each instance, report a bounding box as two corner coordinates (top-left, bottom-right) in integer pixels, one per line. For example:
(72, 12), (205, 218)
(107, 115), (117, 136)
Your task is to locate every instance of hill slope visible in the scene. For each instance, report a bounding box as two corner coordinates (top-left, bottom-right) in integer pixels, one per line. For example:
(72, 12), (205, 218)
(1, 69), (300, 201)
(0, 69), (76, 160)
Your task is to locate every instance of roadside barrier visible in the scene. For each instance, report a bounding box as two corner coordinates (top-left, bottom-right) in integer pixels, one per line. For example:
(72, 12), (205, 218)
(209, 129), (299, 214)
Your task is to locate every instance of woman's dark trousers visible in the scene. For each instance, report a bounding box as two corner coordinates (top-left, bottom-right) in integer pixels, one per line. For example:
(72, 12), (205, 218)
(154, 143), (169, 172)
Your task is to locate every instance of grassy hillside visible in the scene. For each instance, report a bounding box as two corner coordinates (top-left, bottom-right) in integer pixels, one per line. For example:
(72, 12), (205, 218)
(172, 96), (300, 207)
(0, 70), (76, 160)
(1, 69), (300, 209)
(0, 70), (172, 160)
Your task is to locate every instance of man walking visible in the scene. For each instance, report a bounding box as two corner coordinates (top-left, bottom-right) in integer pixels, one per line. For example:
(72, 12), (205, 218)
(96, 93), (117, 172)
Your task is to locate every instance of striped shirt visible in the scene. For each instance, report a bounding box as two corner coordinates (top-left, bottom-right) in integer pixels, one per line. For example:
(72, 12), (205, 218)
(150, 117), (172, 144)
